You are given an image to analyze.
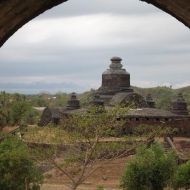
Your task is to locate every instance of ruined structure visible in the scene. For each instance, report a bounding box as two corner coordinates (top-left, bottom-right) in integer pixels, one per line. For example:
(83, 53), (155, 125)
(0, 0), (189, 47)
(98, 57), (133, 98)
(171, 93), (189, 115)
(66, 92), (80, 110)
(146, 94), (155, 108)
(123, 107), (190, 137)
(39, 57), (190, 136)
(91, 94), (104, 107)
(97, 57), (147, 107)
(100, 57), (131, 93)
(38, 107), (64, 126)
(110, 92), (147, 108)
(39, 92), (81, 126)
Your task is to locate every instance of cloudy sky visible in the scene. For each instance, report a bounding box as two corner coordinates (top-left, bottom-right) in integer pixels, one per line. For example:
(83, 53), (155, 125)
(0, 0), (190, 94)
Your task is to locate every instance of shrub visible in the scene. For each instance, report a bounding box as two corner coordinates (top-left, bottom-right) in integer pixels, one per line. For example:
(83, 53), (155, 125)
(174, 160), (190, 190)
(121, 143), (177, 190)
(0, 137), (43, 190)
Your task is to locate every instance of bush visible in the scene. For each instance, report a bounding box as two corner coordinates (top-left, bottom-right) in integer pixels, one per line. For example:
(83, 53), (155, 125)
(0, 137), (43, 190)
(0, 92), (39, 127)
(121, 143), (177, 190)
(174, 160), (190, 190)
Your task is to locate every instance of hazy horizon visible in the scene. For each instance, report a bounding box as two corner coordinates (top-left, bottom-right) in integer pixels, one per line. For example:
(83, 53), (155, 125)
(1, 84), (190, 95)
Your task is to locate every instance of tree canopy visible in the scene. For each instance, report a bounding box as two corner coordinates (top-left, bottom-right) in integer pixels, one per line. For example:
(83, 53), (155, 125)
(0, 137), (43, 190)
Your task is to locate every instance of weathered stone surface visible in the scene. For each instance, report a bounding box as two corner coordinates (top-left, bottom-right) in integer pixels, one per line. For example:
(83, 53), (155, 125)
(0, 0), (189, 47)
(98, 57), (132, 95)
(146, 94), (155, 108)
(141, 0), (190, 28)
(0, 0), (68, 47)
(91, 94), (104, 107)
(171, 93), (189, 115)
(38, 107), (64, 126)
(66, 92), (80, 110)
(110, 92), (147, 108)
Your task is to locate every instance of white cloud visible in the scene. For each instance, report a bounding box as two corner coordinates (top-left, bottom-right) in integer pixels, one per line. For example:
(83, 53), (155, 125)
(4, 12), (189, 50)
(0, 0), (189, 93)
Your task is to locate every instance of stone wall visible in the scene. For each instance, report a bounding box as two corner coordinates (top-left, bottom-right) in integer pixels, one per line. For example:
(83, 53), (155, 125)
(102, 74), (130, 91)
(123, 116), (190, 137)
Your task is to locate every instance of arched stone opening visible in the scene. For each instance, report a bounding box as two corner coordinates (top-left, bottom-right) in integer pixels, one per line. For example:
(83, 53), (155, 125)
(0, 0), (189, 47)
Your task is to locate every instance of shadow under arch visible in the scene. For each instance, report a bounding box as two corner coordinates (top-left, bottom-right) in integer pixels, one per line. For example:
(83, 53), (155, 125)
(0, 0), (189, 48)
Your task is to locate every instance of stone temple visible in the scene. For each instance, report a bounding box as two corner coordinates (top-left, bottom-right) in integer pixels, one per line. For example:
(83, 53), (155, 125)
(99, 57), (132, 94)
(171, 93), (189, 115)
(97, 57), (147, 107)
(38, 56), (190, 136)
(66, 92), (80, 110)
(98, 57), (133, 101)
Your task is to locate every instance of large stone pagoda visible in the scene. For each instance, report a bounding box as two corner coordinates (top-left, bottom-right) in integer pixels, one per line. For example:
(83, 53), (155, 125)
(97, 57), (133, 102)
(38, 56), (190, 135)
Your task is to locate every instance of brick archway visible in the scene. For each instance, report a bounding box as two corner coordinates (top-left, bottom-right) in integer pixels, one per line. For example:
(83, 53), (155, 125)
(0, 0), (189, 47)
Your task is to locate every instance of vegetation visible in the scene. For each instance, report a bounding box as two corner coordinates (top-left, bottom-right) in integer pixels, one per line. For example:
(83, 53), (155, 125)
(2, 85), (189, 113)
(133, 86), (190, 111)
(0, 87), (190, 189)
(121, 143), (177, 190)
(25, 86), (190, 111)
(30, 106), (130, 190)
(27, 106), (176, 190)
(0, 137), (43, 190)
(174, 160), (190, 190)
(0, 91), (39, 128)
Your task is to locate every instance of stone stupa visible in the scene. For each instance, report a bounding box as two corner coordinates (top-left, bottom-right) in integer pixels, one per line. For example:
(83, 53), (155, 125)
(97, 57), (133, 102)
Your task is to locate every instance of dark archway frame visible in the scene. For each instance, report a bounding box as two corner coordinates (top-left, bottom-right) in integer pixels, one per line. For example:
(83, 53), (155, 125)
(0, 0), (189, 48)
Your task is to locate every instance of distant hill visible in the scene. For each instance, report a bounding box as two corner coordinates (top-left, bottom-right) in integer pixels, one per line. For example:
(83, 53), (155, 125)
(132, 86), (190, 111)
(77, 86), (190, 111)
(25, 86), (190, 111)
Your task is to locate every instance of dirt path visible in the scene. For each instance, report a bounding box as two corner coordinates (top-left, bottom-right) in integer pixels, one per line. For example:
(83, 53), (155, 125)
(42, 158), (128, 190)
(41, 184), (119, 190)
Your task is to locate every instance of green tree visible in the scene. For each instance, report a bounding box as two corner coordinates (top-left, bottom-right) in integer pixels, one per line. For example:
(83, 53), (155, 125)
(174, 160), (190, 190)
(0, 92), (38, 127)
(11, 100), (35, 125)
(0, 137), (43, 190)
(32, 106), (129, 190)
(121, 143), (177, 190)
(0, 91), (12, 127)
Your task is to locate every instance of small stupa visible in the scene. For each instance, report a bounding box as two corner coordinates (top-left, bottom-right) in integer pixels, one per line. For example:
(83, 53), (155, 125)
(91, 94), (104, 107)
(171, 93), (189, 115)
(66, 92), (80, 110)
(146, 94), (155, 108)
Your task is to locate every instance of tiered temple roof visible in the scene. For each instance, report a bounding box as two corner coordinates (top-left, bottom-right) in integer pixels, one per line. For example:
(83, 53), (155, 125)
(66, 92), (80, 110)
(171, 93), (189, 115)
(98, 57), (133, 96)
(146, 94), (155, 108)
(91, 94), (104, 107)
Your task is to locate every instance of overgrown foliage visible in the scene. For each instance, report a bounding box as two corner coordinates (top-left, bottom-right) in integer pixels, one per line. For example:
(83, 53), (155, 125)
(27, 106), (178, 190)
(0, 91), (38, 127)
(0, 137), (43, 190)
(31, 106), (129, 190)
(173, 160), (190, 190)
(133, 124), (177, 138)
(121, 143), (177, 190)
(133, 86), (190, 111)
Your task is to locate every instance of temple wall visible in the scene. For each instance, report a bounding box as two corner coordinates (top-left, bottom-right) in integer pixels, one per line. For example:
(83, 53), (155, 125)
(123, 116), (190, 137)
(102, 74), (130, 90)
